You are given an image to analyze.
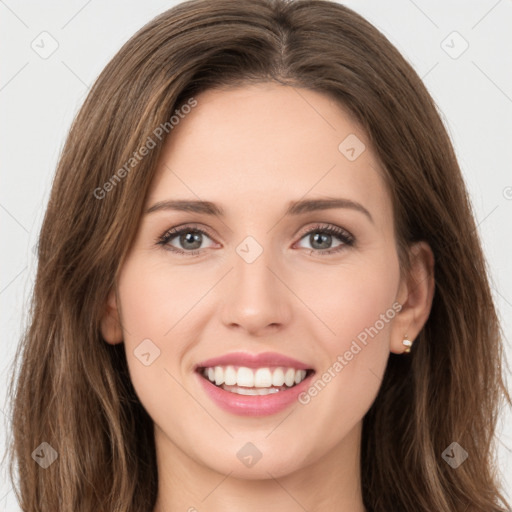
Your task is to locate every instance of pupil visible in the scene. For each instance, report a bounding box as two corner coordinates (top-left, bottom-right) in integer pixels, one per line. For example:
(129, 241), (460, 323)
(181, 232), (201, 250)
(312, 232), (331, 250)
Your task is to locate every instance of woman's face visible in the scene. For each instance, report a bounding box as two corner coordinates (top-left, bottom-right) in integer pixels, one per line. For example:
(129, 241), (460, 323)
(102, 83), (418, 479)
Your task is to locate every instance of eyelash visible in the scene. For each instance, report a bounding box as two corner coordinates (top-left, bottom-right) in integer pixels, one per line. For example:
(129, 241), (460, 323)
(155, 222), (355, 257)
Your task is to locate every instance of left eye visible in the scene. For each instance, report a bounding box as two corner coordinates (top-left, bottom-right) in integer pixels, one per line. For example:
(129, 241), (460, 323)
(156, 223), (354, 256)
(157, 227), (216, 254)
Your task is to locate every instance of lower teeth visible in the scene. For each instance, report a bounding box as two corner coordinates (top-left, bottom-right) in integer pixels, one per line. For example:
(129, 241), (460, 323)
(219, 384), (291, 395)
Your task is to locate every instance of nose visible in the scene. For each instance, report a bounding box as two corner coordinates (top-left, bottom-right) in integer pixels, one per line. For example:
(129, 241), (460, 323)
(220, 241), (293, 336)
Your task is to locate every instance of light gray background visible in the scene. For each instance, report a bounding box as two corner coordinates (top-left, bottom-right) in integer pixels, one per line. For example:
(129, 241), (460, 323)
(1, 0), (511, 509)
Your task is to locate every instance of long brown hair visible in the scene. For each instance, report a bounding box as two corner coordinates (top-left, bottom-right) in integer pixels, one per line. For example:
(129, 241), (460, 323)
(6, 0), (510, 510)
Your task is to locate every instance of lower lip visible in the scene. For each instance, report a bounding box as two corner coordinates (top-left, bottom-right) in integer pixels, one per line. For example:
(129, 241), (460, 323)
(195, 370), (315, 416)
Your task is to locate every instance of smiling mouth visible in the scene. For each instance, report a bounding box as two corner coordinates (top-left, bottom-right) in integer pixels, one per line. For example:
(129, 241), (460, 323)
(196, 366), (316, 395)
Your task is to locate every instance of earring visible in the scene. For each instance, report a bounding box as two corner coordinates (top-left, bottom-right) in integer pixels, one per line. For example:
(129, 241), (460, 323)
(402, 335), (413, 353)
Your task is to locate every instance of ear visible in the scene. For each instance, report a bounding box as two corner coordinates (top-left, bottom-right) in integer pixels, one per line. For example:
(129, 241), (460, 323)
(99, 287), (124, 345)
(390, 241), (435, 354)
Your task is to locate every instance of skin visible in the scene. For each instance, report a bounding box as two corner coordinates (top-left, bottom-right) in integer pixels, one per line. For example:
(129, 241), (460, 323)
(100, 83), (434, 512)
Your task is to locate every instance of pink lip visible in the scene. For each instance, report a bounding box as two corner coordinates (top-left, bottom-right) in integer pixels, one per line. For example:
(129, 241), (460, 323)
(195, 369), (315, 417)
(194, 351), (315, 416)
(194, 351), (313, 370)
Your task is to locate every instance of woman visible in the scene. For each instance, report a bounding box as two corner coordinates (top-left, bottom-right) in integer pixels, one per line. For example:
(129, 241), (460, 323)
(7, 0), (511, 510)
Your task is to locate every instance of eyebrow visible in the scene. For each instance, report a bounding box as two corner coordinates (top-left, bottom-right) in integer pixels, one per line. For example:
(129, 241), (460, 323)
(144, 197), (374, 223)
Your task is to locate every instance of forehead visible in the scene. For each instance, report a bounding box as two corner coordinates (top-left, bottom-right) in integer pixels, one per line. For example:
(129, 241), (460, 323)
(146, 83), (392, 225)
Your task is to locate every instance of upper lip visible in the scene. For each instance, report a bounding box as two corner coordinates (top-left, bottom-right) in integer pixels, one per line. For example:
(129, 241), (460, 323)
(195, 351), (314, 371)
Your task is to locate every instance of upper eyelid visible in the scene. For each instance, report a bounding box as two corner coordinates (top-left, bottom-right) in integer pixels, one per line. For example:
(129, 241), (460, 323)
(159, 222), (354, 245)
(161, 223), (216, 241)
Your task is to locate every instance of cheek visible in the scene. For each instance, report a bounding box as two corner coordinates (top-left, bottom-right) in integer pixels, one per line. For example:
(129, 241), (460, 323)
(117, 255), (207, 337)
(115, 255), (210, 428)
(115, 259), (178, 411)
(310, 249), (400, 356)
(289, 263), (399, 464)
(297, 248), (399, 414)
(117, 262), (165, 335)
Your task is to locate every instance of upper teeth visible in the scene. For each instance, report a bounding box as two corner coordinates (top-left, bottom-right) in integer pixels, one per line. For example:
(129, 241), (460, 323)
(202, 366), (308, 388)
